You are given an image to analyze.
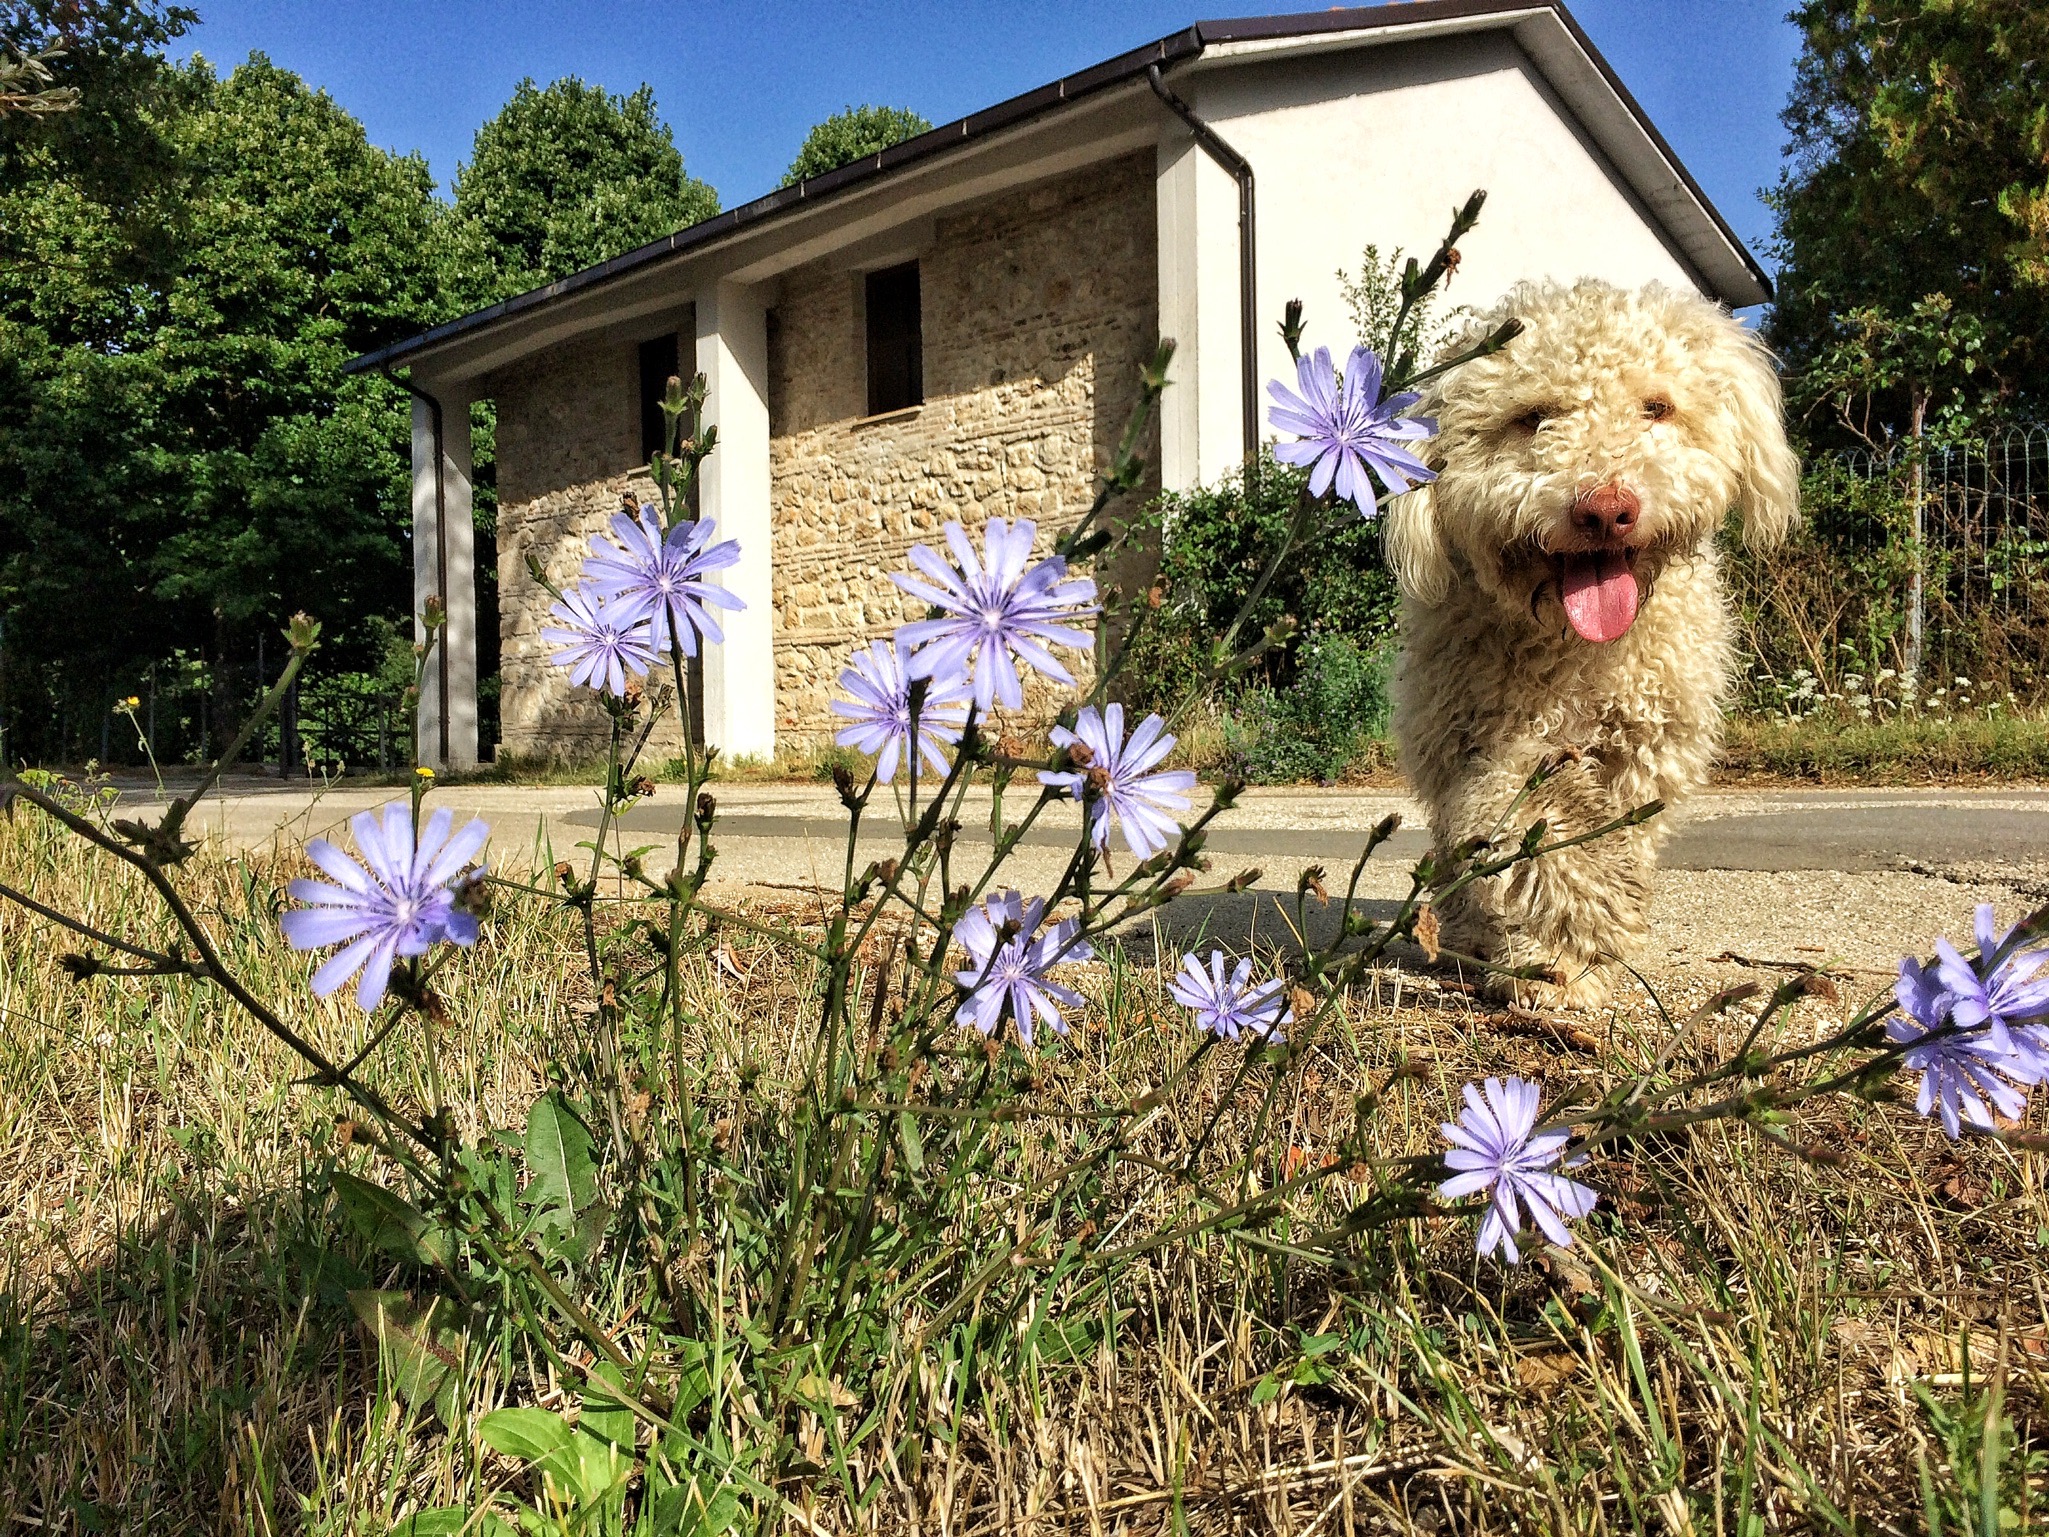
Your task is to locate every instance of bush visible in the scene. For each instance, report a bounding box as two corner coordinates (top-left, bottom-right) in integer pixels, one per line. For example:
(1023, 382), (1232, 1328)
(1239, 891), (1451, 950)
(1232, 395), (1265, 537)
(1124, 451), (1400, 779)
(1223, 634), (1394, 783)
(1722, 708), (2049, 781)
(1727, 458), (1917, 711)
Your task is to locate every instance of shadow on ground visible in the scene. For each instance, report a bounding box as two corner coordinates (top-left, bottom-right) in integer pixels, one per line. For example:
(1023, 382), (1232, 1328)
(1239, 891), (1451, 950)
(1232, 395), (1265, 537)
(0, 1181), (382, 1531)
(1107, 891), (1418, 966)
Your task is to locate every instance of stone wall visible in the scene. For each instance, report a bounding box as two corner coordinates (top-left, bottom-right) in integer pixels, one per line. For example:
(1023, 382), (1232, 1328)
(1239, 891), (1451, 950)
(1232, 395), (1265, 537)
(769, 151), (1159, 748)
(488, 149), (1158, 762)
(490, 330), (688, 761)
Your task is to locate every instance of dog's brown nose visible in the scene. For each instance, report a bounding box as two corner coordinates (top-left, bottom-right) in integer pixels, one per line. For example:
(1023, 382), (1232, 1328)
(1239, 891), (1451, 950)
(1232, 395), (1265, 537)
(1572, 482), (1640, 541)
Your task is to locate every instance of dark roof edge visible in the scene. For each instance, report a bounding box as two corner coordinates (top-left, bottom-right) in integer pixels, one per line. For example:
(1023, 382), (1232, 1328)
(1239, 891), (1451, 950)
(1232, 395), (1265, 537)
(344, 24), (1206, 376)
(346, 0), (1765, 378)
(1189, 1), (1769, 299)
(1527, 5), (1772, 299)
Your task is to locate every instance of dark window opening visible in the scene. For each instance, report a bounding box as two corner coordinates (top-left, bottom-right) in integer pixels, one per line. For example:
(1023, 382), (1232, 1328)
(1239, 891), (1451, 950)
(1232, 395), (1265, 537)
(638, 333), (680, 464)
(865, 261), (922, 416)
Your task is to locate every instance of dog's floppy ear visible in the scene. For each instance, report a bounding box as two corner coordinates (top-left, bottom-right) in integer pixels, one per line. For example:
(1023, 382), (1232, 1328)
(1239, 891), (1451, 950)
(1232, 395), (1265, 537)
(1382, 483), (1453, 605)
(1725, 329), (1801, 550)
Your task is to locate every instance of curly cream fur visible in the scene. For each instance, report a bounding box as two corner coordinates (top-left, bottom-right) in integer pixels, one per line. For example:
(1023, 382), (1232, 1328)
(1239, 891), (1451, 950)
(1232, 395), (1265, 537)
(1388, 280), (1799, 1008)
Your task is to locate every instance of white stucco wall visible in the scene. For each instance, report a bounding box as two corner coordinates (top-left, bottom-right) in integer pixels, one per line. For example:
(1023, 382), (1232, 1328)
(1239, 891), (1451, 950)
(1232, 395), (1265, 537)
(1158, 31), (1704, 490)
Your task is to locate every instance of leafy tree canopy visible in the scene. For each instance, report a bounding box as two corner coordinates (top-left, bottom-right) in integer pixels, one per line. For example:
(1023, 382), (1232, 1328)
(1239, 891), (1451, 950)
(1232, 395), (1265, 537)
(0, 47), (465, 752)
(1767, 0), (2049, 449)
(0, 15), (728, 761)
(0, 0), (197, 286)
(781, 104), (931, 186)
(453, 77), (717, 296)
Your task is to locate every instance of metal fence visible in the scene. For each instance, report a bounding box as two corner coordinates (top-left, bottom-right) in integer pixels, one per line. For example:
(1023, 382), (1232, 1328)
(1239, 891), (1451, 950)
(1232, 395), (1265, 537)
(1729, 425), (2049, 709)
(64, 662), (413, 776)
(1849, 423), (2049, 617)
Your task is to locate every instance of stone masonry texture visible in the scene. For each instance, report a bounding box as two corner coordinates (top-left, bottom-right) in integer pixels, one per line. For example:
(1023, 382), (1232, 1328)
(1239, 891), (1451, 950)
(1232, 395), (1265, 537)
(490, 332), (677, 761)
(490, 151), (1159, 762)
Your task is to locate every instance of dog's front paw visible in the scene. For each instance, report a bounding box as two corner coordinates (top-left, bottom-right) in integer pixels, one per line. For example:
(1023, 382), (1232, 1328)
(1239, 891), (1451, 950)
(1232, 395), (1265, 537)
(1489, 964), (1615, 1013)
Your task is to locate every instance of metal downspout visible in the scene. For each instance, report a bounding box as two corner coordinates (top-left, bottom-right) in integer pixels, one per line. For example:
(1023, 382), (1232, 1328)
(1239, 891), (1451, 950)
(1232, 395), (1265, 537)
(385, 366), (451, 766)
(1147, 62), (1257, 468)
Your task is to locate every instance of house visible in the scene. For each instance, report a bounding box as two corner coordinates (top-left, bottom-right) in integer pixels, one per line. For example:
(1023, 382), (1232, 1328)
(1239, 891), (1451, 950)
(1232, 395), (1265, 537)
(345, 0), (1769, 770)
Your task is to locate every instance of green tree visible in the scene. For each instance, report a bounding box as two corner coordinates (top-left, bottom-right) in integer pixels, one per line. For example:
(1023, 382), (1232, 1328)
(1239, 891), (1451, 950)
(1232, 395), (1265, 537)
(453, 77), (717, 297)
(0, 44), (80, 117)
(781, 104), (931, 186)
(1767, 0), (2049, 449)
(1338, 244), (1470, 366)
(0, 2), (198, 295)
(0, 50), (464, 758)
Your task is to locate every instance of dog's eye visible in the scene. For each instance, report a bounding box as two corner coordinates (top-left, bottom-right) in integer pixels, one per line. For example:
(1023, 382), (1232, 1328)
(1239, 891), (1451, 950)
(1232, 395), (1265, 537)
(1643, 397), (1674, 422)
(1512, 409), (1546, 433)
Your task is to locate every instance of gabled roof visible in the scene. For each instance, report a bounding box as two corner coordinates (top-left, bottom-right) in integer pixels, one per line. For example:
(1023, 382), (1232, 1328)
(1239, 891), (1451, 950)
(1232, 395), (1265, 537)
(346, 0), (1768, 380)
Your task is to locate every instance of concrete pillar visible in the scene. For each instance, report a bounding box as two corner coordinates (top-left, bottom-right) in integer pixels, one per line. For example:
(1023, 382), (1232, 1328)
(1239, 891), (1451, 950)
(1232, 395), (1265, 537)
(1155, 134), (1202, 495)
(411, 383), (479, 770)
(1155, 118), (1255, 493)
(693, 280), (777, 763)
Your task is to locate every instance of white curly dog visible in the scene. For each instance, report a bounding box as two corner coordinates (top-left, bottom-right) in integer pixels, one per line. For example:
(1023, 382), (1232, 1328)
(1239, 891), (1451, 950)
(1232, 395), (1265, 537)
(1386, 280), (1800, 1009)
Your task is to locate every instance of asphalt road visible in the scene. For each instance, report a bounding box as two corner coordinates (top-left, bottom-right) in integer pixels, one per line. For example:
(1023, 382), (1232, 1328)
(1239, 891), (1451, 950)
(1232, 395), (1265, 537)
(73, 776), (2049, 982)
(99, 776), (2049, 906)
(102, 777), (2049, 873)
(561, 788), (2049, 875)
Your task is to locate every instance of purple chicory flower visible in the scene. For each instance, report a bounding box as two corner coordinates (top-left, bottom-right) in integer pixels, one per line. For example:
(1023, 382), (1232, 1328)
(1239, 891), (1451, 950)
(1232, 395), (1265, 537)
(1890, 953), (2033, 1140)
(951, 890), (1093, 1046)
(829, 640), (972, 784)
(891, 517), (1098, 714)
(1437, 1076), (1598, 1264)
(1168, 951), (1293, 1045)
(581, 505), (745, 657)
(280, 803), (488, 1012)
(1933, 904), (2049, 1077)
(541, 586), (656, 697)
(1267, 345), (1436, 519)
(1037, 704), (1197, 861)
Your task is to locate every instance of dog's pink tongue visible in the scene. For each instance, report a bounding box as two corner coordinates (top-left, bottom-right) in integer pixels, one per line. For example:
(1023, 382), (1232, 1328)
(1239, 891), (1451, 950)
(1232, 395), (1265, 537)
(1561, 551), (1639, 643)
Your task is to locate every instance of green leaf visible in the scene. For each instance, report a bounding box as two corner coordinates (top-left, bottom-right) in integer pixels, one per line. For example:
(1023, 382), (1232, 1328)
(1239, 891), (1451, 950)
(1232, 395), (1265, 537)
(573, 1430), (631, 1515)
(478, 1406), (576, 1462)
(581, 1361), (638, 1451)
(523, 1092), (598, 1227)
(333, 1169), (453, 1268)
(478, 1407), (630, 1511)
(897, 1112), (925, 1175)
(289, 1234), (369, 1308)
(1028, 1316), (1101, 1365)
(480, 1408), (596, 1507)
(670, 1340), (713, 1419)
(571, 1199), (612, 1264)
(349, 1290), (459, 1411)
(647, 1478), (743, 1537)
(393, 1510), (503, 1537)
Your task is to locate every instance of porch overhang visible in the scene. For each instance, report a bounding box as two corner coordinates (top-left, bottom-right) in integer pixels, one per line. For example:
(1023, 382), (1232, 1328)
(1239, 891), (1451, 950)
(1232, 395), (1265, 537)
(344, 0), (1767, 390)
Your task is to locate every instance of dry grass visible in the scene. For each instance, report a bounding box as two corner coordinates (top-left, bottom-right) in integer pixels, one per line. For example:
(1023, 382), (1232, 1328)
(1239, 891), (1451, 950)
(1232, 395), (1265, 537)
(0, 808), (2044, 1532)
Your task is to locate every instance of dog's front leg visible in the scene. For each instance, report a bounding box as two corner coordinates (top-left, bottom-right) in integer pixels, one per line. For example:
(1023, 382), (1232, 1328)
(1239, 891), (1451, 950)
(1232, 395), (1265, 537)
(1429, 754), (1654, 1010)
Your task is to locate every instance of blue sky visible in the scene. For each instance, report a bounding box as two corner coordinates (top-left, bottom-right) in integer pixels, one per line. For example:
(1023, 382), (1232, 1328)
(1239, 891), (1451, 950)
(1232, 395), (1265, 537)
(173, 1), (1799, 269)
